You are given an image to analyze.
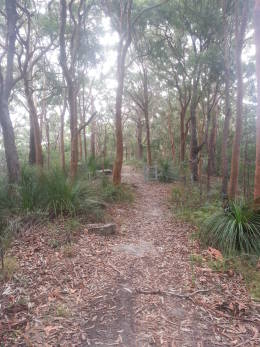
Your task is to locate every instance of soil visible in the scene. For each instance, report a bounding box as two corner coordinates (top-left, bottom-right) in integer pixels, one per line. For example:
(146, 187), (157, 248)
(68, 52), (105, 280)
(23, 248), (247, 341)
(0, 166), (259, 346)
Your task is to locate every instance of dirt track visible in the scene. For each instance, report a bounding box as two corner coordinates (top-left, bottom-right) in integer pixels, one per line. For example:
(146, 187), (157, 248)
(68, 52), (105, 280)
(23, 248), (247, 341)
(1, 166), (259, 346)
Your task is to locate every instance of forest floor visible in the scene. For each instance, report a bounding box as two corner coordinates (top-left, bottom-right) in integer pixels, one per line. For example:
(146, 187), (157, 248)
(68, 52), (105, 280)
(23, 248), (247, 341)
(1, 166), (260, 347)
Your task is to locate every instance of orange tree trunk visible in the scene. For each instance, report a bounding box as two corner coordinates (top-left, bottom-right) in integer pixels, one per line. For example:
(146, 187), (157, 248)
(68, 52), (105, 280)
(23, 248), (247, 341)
(254, 0), (260, 207)
(113, 37), (132, 184)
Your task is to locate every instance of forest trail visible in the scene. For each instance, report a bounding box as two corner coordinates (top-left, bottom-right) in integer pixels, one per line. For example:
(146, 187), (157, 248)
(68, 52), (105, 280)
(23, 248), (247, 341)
(1, 166), (259, 346)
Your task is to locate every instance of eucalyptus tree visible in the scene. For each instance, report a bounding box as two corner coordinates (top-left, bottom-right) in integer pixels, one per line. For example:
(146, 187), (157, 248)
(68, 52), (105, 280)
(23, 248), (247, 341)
(148, 0), (223, 181)
(229, 0), (249, 199)
(221, 0), (233, 197)
(254, 0), (260, 207)
(0, 0), (20, 183)
(17, 1), (56, 167)
(102, 0), (168, 185)
(59, 0), (99, 180)
(127, 64), (153, 165)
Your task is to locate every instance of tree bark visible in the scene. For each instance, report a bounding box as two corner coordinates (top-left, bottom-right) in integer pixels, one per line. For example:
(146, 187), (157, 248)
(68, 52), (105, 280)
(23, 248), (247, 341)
(78, 97), (83, 162)
(113, 42), (129, 184)
(0, 0), (20, 183)
(29, 114), (36, 165)
(221, 0), (232, 198)
(190, 97), (200, 181)
(167, 111), (175, 162)
(60, 96), (66, 172)
(24, 72), (43, 167)
(91, 120), (96, 159)
(180, 108), (186, 162)
(44, 113), (50, 169)
(207, 109), (217, 192)
(112, 0), (133, 185)
(229, 1), (248, 199)
(143, 69), (152, 166)
(59, 0), (82, 180)
(254, 0), (260, 207)
(0, 102), (20, 183)
(136, 116), (143, 160)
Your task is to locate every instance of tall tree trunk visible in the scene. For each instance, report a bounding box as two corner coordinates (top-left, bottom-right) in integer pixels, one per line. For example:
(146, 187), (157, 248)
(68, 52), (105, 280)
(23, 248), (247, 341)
(229, 1), (248, 199)
(0, 0), (20, 183)
(143, 69), (152, 166)
(45, 117), (50, 169)
(24, 73), (43, 167)
(0, 101), (20, 183)
(68, 85), (78, 179)
(103, 125), (107, 164)
(180, 108), (186, 162)
(136, 117), (143, 160)
(78, 96), (83, 162)
(190, 99), (199, 181)
(29, 114), (36, 164)
(59, 0), (82, 181)
(221, 0), (232, 198)
(113, 44), (127, 184)
(91, 120), (96, 159)
(112, 0), (133, 185)
(60, 96), (66, 172)
(207, 110), (217, 192)
(167, 112), (175, 162)
(254, 0), (260, 207)
(82, 92), (87, 162)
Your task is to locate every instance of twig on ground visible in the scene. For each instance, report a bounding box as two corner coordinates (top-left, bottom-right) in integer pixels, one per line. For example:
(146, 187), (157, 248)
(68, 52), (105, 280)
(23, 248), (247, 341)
(136, 287), (212, 299)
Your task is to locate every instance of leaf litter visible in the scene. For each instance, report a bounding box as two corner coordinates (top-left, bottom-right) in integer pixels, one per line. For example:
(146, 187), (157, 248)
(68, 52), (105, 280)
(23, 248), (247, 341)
(0, 166), (260, 346)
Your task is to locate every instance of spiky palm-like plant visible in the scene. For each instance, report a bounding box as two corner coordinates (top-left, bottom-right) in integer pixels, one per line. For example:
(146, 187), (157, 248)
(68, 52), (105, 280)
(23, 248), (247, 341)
(201, 201), (260, 255)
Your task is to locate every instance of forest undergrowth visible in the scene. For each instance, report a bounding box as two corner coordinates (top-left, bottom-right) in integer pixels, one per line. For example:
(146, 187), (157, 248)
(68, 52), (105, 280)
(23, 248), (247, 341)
(170, 174), (260, 302)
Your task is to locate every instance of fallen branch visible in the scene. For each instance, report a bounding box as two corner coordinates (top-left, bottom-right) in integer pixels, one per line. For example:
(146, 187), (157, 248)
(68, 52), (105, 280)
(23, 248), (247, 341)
(136, 287), (212, 299)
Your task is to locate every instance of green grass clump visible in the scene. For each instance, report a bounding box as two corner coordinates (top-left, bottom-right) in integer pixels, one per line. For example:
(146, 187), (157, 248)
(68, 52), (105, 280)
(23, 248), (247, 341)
(42, 168), (88, 216)
(19, 166), (42, 211)
(201, 201), (260, 256)
(101, 177), (133, 203)
(16, 166), (94, 217)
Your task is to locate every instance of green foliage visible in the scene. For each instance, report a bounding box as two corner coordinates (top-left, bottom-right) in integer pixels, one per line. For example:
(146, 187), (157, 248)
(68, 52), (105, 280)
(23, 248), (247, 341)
(201, 201), (260, 256)
(101, 177), (133, 203)
(190, 253), (203, 266)
(19, 166), (42, 211)
(85, 156), (113, 177)
(2, 165), (104, 218)
(42, 168), (85, 216)
(158, 160), (179, 183)
(87, 156), (98, 177)
(158, 159), (171, 182)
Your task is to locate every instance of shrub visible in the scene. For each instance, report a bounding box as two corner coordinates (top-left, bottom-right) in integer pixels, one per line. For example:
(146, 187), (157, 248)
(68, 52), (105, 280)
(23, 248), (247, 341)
(42, 167), (88, 216)
(18, 166), (93, 217)
(201, 201), (260, 256)
(101, 177), (133, 202)
(19, 166), (42, 211)
(158, 159), (171, 182)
